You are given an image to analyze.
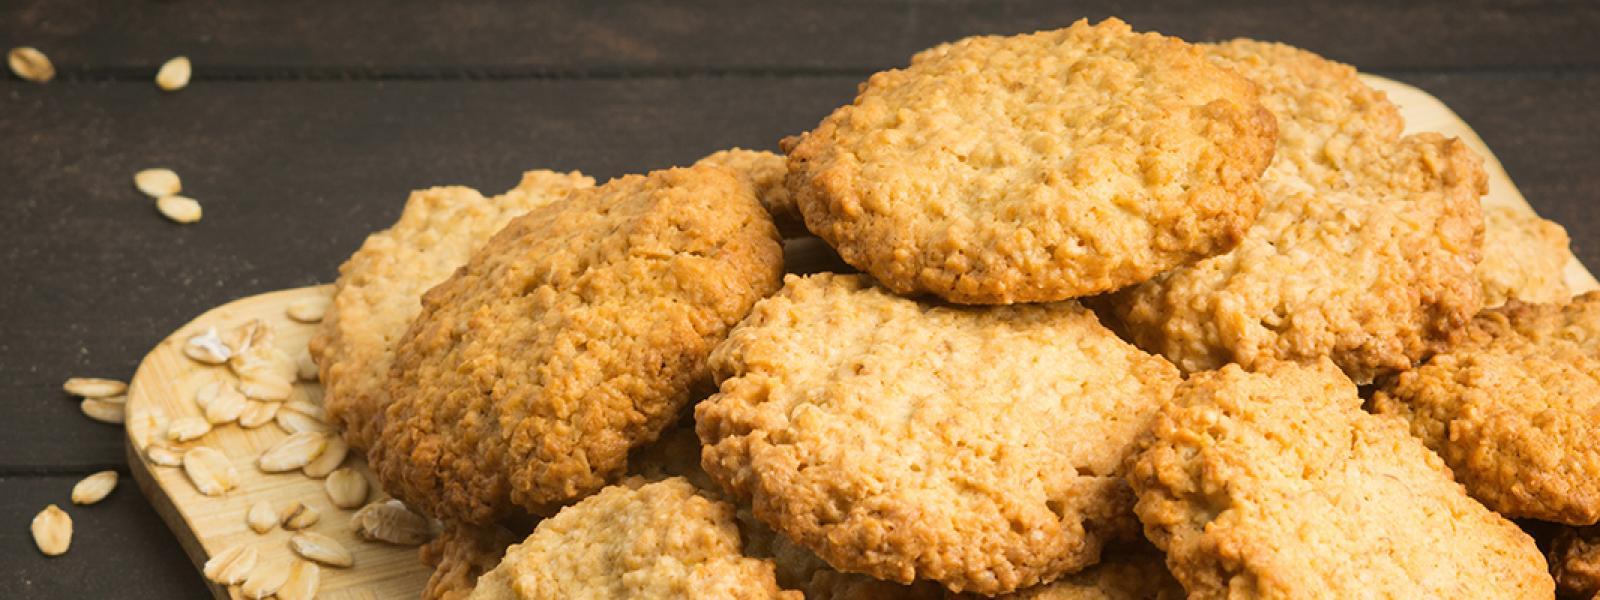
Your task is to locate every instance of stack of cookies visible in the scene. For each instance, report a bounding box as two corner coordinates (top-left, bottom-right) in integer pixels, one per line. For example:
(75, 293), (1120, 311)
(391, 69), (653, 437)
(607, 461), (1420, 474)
(310, 18), (1597, 599)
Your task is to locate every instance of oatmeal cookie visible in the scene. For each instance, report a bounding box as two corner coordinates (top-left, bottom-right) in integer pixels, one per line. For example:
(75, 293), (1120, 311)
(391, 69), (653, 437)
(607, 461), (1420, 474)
(777, 543), (1179, 600)
(697, 273), (1181, 595)
(1128, 359), (1552, 598)
(1372, 292), (1600, 524)
(311, 171), (593, 449)
(373, 166), (784, 524)
(1115, 41), (1485, 384)
(1550, 526), (1600, 598)
(467, 477), (797, 599)
(696, 148), (806, 238)
(1478, 205), (1573, 307)
(422, 523), (522, 600)
(787, 18), (1276, 304)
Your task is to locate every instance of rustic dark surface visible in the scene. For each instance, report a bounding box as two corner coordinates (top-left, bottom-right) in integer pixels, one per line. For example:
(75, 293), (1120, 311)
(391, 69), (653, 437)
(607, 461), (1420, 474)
(1, 2), (1595, 597)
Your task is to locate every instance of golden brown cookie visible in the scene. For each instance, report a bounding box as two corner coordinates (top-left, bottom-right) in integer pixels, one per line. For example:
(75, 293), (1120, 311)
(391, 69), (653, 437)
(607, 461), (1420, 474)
(1128, 359), (1553, 598)
(1550, 526), (1600, 598)
(373, 165), (784, 525)
(1372, 292), (1600, 525)
(757, 535), (1180, 600)
(1478, 204), (1573, 307)
(422, 523), (522, 600)
(467, 477), (797, 599)
(787, 18), (1276, 304)
(311, 171), (593, 449)
(696, 148), (807, 238)
(697, 273), (1181, 595)
(1115, 40), (1485, 384)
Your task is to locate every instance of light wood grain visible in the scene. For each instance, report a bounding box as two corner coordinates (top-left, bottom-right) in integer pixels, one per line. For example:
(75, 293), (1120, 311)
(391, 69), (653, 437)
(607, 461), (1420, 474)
(123, 76), (1594, 599)
(125, 285), (430, 600)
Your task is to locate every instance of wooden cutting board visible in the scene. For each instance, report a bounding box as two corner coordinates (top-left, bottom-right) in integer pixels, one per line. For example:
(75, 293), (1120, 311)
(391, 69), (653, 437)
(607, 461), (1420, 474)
(123, 76), (1599, 600)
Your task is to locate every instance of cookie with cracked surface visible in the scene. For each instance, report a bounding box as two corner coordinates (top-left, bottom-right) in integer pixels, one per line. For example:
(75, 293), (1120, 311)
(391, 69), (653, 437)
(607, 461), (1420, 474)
(794, 543), (1181, 600)
(696, 148), (807, 238)
(1371, 292), (1600, 524)
(311, 170), (594, 450)
(1550, 526), (1600, 598)
(422, 523), (522, 600)
(467, 477), (798, 600)
(787, 18), (1276, 304)
(1115, 40), (1485, 384)
(1128, 359), (1552, 598)
(373, 165), (784, 525)
(1478, 204), (1573, 308)
(697, 273), (1181, 595)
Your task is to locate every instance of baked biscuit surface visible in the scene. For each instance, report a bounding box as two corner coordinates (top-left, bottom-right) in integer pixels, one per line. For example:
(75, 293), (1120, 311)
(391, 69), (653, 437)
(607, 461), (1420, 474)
(1116, 41), (1485, 384)
(787, 18), (1276, 304)
(1128, 359), (1552, 599)
(696, 148), (807, 238)
(697, 273), (1181, 595)
(310, 171), (594, 449)
(467, 478), (796, 600)
(1373, 292), (1600, 524)
(1478, 204), (1573, 307)
(373, 166), (784, 525)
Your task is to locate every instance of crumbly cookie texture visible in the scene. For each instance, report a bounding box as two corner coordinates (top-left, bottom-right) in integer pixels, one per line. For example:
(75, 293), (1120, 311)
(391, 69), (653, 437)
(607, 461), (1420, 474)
(696, 148), (806, 238)
(1372, 292), (1600, 524)
(1478, 205), (1573, 307)
(310, 170), (594, 449)
(467, 478), (797, 600)
(787, 18), (1276, 304)
(1550, 526), (1600, 598)
(1128, 359), (1552, 598)
(373, 165), (784, 525)
(422, 523), (522, 600)
(697, 273), (1181, 595)
(1115, 40), (1485, 384)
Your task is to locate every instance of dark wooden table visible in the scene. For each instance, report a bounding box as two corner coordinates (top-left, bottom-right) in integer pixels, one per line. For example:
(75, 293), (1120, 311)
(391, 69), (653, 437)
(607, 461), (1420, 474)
(3, 1), (1597, 596)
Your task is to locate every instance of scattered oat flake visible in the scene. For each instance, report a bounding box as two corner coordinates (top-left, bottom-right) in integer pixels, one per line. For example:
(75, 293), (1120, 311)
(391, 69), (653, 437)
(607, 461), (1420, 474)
(81, 398), (126, 424)
(156, 55), (190, 91)
(203, 385), (248, 424)
(183, 446), (237, 496)
(157, 195), (202, 224)
(289, 531), (352, 568)
(184, 327), (232, 364)
(276, 409), (331, 435)
(7, 47), (54, 83)
(134, 168), (181, 198)
(202, 541), (257, 585)
(146, 444), (183, 467)
(167, 416), (212, 442)
(241, 558), (290, 599)
(247, 499), (278, 534)
(351, 499), (433, 546)
(277, 560), (320, 600)
(238, 400), (279, 429)
(286, 298), (328, 323)
(71, 470), (118, 505)
(279, 501), (320, 530)
(325, 468), (369, 509)
(63, 377), (127, 398)
(302, 435), (347, 478)
(258, 432), (327, 473)
(239, 374), (293, 401)
(31, 504), (71, 556)
(283, 398), (325, 421)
